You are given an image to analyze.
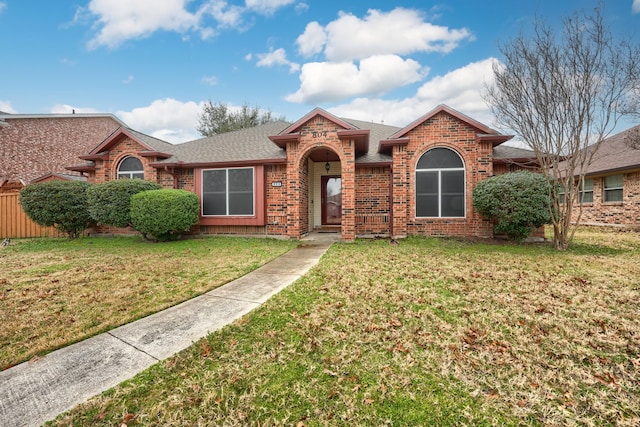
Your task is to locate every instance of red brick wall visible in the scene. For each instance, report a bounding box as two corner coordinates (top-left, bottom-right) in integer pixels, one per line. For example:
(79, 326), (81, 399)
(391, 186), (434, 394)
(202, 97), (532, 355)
(400, 111), (494, 238)
(0, 116), (120, 184)
(355, 166), (391, 235)
(571, 172), (640, 228)
(286, 115), (357, 240)
(266, 164), (288, 235)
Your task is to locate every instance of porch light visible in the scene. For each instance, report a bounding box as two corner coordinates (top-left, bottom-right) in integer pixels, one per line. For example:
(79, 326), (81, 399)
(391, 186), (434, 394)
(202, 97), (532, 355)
(325, 152), (331, 173)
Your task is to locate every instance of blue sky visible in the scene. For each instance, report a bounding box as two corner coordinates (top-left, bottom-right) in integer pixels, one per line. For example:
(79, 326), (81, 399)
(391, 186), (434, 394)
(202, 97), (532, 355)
(1, 0), (639, 143)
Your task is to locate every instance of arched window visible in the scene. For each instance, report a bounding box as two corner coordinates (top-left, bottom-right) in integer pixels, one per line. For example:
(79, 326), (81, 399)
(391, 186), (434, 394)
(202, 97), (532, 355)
(116, 156), (144, 179)
(416, 147), (465, 217)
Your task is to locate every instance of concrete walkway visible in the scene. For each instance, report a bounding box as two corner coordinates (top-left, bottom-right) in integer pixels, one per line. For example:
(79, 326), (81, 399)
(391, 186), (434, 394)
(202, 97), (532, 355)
(0, 238), (334, 427)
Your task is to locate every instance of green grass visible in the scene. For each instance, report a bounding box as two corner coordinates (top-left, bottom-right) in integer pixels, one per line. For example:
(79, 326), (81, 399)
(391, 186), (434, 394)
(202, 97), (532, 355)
(35, 229), (640, 425)
(0, 236), (297, 369)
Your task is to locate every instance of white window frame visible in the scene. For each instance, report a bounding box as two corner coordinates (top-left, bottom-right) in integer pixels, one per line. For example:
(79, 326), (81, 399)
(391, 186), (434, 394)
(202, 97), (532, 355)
(116, 156), (144, 179)
(415, 148), (466, 218)
(201, 167), (255, 217)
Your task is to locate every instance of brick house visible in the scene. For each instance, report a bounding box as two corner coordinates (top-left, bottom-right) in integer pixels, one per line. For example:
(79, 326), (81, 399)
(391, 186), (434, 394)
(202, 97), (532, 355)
(69, 105), (520, 241)
(0, 112), (125, 192)
(566, 125), (640, 228)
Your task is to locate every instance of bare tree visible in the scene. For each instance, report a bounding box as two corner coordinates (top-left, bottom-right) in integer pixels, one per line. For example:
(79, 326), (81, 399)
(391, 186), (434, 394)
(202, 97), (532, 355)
(485, 6), (640, 250)
(197, 101), (285, 137)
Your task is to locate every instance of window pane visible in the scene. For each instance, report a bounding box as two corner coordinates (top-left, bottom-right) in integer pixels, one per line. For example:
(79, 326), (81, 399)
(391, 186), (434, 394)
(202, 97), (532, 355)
(582, 178), (594, 191)
(203, 193), (226, 215)
(229, 168), (253, 191)
(416, 171), (438, 217)
(229, 193), (253, 215)
(604, 189), (623, 202)
(441, 170), (464, 217)
(417, 195), (438, 217)
(417, 147), (463, 169)
(118, 157), (143, 172)
(203, 170), (226, 192)
(604, 174), (623, 189)
(580, 191), (593, 203)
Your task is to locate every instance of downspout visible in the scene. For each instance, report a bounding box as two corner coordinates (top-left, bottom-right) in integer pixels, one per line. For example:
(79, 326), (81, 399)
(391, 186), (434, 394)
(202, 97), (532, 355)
(164, 166), (179, 189)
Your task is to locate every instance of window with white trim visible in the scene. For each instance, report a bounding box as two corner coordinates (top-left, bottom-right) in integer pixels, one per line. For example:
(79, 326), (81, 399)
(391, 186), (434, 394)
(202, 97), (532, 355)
(117, 156), (144, 179)
(202, 168), (254, 216)
(416, 147), (465, 218)
(603, 174), (623, 202)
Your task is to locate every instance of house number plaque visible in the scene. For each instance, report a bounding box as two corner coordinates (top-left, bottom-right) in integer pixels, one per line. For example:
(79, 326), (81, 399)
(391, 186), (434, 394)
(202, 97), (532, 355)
(271, 181), (283, 187)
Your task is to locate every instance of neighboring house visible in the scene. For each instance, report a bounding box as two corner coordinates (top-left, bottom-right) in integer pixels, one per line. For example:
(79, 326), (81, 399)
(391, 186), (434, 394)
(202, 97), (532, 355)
(565, 125), (640, 228)
(69, 105), (525, 240)
(0, 112), (125, 192)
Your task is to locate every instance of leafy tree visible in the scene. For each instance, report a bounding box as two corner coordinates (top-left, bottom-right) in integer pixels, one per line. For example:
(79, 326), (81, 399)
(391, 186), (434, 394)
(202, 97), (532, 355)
(87, 179), (162, 228)
(484, 6), (640, 249)
(130, 189), (199, 241)
(197, 101), (285, 136)
(19, 181), (93, 238)
(473, 171), (552, 241)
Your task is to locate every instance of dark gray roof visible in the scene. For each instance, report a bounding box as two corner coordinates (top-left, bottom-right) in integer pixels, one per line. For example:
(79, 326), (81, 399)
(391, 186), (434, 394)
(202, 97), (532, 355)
(150, 115), (529, 166)
(155, 121), (290, 165)
(582, 125), (640, 175)
(493, 145), (536, 159)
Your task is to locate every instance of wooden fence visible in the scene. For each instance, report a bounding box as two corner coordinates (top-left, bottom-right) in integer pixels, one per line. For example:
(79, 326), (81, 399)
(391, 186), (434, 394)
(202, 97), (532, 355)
(0, 192), (61, 239)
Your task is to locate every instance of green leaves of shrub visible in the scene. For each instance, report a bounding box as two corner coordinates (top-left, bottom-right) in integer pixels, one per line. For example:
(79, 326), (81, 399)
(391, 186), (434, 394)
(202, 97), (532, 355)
(130, 189), (200, 241)
(87, 179), (161, 228)
(19, 180), (93, 238)
(473, 171), (552, 241)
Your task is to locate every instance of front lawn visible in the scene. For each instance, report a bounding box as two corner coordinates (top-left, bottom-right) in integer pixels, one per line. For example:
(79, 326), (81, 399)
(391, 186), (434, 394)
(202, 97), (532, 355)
(47, 228), (640, 426)
(0, 236), (297, 370)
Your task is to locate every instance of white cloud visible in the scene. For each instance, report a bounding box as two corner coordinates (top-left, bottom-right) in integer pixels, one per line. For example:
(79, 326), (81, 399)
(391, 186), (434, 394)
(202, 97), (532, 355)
(256, 48), (300, 73)
(245, 0), (294, 15)
(122, 75), (134, 84)
(286, 55), (426, 104)
(296, 7), (473, 62)
(327, 58), (497, 128)
(79, 0), (296, 49)
(50, 104), (100, 114)
(116, 98), (204, 143)
(295, 21), (326, 57)
(633, 0), (640, 13)
(0, 2), (7, 14)
(0, 100), (16, 114)
(83, 0), (203, 49)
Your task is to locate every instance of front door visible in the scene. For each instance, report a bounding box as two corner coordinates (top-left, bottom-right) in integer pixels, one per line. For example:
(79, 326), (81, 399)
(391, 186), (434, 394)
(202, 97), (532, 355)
(321, 176), (342, 225)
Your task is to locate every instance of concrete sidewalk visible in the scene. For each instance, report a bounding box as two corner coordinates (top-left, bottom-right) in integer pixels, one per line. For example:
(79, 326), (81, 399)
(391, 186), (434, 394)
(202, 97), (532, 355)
(0, 240), (333, 427)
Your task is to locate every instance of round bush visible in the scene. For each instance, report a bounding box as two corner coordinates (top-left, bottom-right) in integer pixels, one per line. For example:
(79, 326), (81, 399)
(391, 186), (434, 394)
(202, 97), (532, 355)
(130, 189), (200, 241)
(87, 179), (161, 228)
(473, 171), (552, 241)
(19, 180), (93, 238)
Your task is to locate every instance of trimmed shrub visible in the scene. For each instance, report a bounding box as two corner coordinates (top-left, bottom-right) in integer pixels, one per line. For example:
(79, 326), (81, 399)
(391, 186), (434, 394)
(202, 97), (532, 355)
(87, 179), (162, 228)
(19, 180), (93, 238)
(130, 189), (200, 241)
(473, 171), (552, 241)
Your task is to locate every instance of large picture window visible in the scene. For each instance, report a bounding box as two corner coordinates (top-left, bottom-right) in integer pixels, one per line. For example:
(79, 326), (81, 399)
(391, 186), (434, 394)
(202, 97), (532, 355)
(202, 168), (254, 216)
(416, 147), (465, 218)
(117, 156), (144, 179)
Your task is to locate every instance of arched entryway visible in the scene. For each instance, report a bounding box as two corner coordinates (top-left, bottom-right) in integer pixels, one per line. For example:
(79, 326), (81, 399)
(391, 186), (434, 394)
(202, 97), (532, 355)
(302, 147), (342, 236)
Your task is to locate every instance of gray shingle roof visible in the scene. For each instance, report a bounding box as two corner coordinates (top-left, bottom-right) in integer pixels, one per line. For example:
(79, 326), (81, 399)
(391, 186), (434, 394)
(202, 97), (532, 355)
(155, 121), (289, 165)
(493, 145), (536, 159)
(582, 125), (640, 175)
